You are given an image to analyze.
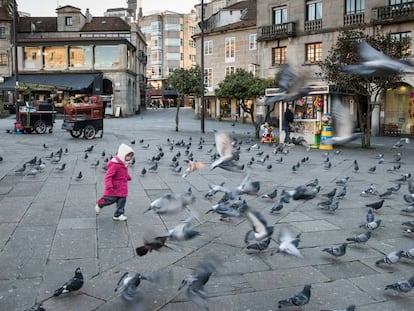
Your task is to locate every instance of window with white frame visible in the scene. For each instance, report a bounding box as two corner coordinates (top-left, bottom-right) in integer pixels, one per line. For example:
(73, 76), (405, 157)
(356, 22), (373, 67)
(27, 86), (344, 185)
(390, 31), (412, 55)
(204, 68), (213, 89)
(272, 6), (287, 24)
(204, 40), (213, 55)
(306, 1), (322, 21)
(225, 66), (235, 76)
(248, 63), (258, 76)
(272, 47), (287, 65)
(189, 39), (196, 48)
(65, 16), (73, 26)
(249, 34), (257, 50)
(225, 37), (235, 62)
(306, 42), (322, 63)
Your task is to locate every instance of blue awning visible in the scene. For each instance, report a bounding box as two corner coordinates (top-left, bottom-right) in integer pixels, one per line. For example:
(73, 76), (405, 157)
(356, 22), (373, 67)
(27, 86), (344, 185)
(0, 73), (102, 91)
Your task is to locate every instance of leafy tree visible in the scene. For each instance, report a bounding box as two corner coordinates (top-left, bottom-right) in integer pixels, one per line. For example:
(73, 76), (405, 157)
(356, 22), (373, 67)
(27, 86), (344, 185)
(319, 30), (411, 147)
(215, 68), (273, 138)
(168, 66), (202, 131)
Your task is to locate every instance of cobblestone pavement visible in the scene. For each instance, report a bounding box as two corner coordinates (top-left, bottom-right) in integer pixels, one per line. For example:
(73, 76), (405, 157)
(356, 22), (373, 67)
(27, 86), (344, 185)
(0, 108), (413, 311)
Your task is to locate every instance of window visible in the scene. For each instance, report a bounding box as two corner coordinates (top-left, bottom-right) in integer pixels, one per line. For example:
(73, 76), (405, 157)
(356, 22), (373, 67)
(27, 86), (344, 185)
(43, 46), (67, 69)
(272, 47), (287, 65)
(272, 6), (287, 24)
(166, 53), (180, 61)
(165, 23), (180, 31)
(189, 26), (196, 35)
(69, 46), (92, 68)
(225, 37), (235, 62)
(306, 42), (322, 63)
(151, 22), (161, 33)
(204, 40), (213, 55)
(248, 63), (258, 77)
(65, 16), (73, 26)
(95, 45), (121, 68)
(345, 0), (365, 14)
(390, 31), (412, 55)
(165, 38), (180, 46)
(189, 39), (196, 48)
(23, 47), (42, 69)
(306, 1), (322, 21)
(390, 0), (411, 4)
(0, 27), (6, 39)
(225, 66), (235, 76)
(151, 66), (162, 77)
(0, 54), (7, 66)
(151, 51), (162, 62)
(204, 68), (213, 88)
(249, 34), (257, 50)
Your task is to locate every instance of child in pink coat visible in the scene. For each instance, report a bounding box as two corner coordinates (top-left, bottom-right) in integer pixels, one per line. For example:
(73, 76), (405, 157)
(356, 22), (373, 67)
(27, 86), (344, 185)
(96, 143), (134, 221)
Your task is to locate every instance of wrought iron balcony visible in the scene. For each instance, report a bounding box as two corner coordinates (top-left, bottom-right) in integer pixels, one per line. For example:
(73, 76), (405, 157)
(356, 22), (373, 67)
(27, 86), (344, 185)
(343, 13), (365, 26)
(257, 22), (296, 41)
(372, 1), (414, 24)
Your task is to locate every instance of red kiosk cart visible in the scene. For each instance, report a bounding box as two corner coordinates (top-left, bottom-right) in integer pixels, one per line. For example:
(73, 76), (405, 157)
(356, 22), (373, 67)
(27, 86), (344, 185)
(62, 96), (104, 139)
(15, 101), (56, 134)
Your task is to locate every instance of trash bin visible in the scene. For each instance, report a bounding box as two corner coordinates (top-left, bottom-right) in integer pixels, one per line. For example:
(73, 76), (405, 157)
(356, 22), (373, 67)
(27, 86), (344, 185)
(313, 134), (321, 149)
(320, 125), (333, 150)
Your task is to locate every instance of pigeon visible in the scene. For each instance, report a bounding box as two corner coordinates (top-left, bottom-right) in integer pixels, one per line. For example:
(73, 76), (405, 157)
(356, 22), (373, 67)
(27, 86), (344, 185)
(336, 186), (347, 199)
(246, 237), (272, 252)
(135, 235), (169, 256)
(319, 200), (339, 212)
(148, 162), (158, 172)
(365, 199), (385, 210)
(341, 40), (414, 76)
(401, 248), (414, 259)
(27, 167), (40, 176)
(278, 284), (311, 309)
(114, 272), (155, 301)
(346, 231), (371, 243)
(404, 194), (414, 203)
(204, 182), (229, 198)
(211, 132), (243, 172)
(83, 153), (88, 160)
(322, 188), (337, 199)
(322, 243), (348, 257)
(25, 303), (46, 311)
(90, 159), (99, 167)
(145, 188), (195, 215)
(237, 170), (260, 195)
(244, 208), (274, 243)
(140, 167), (147, 176)
(282, 185), (320, 201)
(336, 176), (350, 185)
(55, 163), (66, 171)
(130, 139), (136, 145)
(394, 173), (411, 182)
(320, 97), (360, 145)
(376, 250), (404, 265)
(206, 201), (246, 220)
(178, 260), (217, 310)
(379, 189), (393, 198)
(353, 160), (359, 172)
(26, 156), (37, 165)
(361, 184), (378, 196)
(387, 183), (401, 192)
(262, 189), (278, 200)
(75, 171), (83, 180)
(385, 275), (414, 293)
(271, 227), (303, 258)
(182, 160), (206, 178)
(270, 200), (284, 213)
(306, 178), (319, 187)
(160, 217), (200, 241)
(265, 63), (311, 105)
(85, 145), (94, 152)
(368, 165), (376, 173)
(402, 205), (414, 213)
(53, 267), (84, 296)
(366, 209), (375, 223)
(360, 219), (382, 230)
(402, 221), (414, 228)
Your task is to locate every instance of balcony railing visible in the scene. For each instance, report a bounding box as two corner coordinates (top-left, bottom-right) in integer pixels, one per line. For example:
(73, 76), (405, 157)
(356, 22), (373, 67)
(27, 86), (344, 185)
(343, 12), (365, 26)
(304, 19), (322, 32)
(373, 1), (414, 24)
(257, 22), (296, 41)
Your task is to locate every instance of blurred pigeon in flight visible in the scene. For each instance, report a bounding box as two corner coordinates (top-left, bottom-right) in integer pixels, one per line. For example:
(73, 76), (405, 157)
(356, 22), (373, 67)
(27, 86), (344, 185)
(244, 208), (274, 244)
(53, 267), (84, 296)
(320, 97), (360, 146)
(341, 40), (414, 76)
(160, 217), (200, 241)
(211, 132), (243, 172)
(237, 170), (260, 195)
(135, 235), (170, 256)
(278, 284), (311, 309)
(182, 160), (206, 178)
(145, 188), (195, 215)
(271, 227), (303, 258)
(115, 271), (156, 301)
(385, 275), (414, 293)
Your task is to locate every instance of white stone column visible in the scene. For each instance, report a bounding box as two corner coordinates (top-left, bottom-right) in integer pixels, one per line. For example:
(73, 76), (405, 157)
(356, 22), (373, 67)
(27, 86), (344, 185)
(371, 103), (380, 136)
(216, 98), (220, 119)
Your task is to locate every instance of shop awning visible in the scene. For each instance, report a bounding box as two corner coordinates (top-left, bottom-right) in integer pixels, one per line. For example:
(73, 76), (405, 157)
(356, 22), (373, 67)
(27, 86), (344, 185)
(0, 73), (102, 91)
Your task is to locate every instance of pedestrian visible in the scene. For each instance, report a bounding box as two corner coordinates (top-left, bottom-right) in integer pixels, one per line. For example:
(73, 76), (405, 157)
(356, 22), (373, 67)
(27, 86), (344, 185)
(95, 143), (135, 221)
(283, 103), (294, 144)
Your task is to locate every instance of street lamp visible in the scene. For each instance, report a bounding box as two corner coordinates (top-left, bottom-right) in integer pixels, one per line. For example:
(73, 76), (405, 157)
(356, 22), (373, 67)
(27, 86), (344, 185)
(200, 0), (205, 133)
(12, 0), (20, 127)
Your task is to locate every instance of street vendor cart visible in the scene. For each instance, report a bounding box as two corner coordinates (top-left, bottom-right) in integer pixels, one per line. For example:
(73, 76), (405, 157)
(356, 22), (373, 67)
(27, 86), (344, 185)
(62, 96), (103, 139)
(15, 101), (56, 134)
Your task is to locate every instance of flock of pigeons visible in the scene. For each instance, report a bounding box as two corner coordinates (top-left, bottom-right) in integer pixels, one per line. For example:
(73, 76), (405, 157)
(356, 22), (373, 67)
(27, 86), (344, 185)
(14, 40), (414, 310)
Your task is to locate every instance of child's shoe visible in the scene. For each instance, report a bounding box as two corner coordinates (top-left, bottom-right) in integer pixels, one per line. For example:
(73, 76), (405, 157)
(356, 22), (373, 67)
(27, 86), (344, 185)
(113, 215), (127, 221)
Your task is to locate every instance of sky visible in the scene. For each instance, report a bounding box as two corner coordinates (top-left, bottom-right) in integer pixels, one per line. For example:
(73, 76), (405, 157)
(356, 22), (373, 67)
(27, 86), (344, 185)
(17, 0), (200, 16)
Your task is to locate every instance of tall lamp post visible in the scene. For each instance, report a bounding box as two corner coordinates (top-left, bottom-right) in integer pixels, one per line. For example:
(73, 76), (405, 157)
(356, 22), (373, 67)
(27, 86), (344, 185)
(12, 0), (19, 126)
(200, 0), (205, 133)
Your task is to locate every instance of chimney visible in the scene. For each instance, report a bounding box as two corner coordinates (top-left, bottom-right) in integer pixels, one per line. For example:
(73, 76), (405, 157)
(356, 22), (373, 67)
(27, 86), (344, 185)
(85, 8), (92, 23)
(138, 0), (143, 19)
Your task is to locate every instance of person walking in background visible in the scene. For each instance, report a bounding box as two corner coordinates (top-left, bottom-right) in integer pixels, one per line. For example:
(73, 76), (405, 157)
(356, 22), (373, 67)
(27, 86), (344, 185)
(283, 103), (294, 144)
(95, 144), (135, 221)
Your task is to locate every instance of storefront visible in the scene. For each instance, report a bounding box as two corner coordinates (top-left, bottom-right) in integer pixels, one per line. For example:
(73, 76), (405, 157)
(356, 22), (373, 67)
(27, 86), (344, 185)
(380, 83), (414, 136)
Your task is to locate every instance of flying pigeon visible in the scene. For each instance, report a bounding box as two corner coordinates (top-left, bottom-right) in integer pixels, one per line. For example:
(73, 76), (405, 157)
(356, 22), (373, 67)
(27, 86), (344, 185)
(114, 272), (155, 301)
(211, 132), (243, 172)
(322, 243), (348, 257)
(237, 170), (260, 195)
(53, 267), (84, 296)
(178, 260), (217, 310)
(385, 275), (414, 292)
(145, 188), (195, 215)
(278, 284), (311, 309)
(244, 208), (274, 243)
(182, 160), (206, 178)
(271, 227), (303, 258)
(204, 182), (229, 198)
(160, 217), (200, 241)
(135, 235), (170, 256)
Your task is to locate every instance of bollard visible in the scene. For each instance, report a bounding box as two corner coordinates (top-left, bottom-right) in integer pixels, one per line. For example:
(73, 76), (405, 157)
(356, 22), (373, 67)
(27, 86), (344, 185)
(319, 125), (333, 150)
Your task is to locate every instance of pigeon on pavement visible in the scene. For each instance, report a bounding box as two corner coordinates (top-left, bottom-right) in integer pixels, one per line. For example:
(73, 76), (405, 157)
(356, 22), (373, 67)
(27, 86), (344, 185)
(114, 272), (156, 301)
(360, 219), (382, 230)
(365, 199), (385, 210)
(385, 275), (414, 292)
(145, 188), (195, 215)
(346, 231), (372, 243)
(135, 235), (170, 256)
(53, 267), (84, 296)
(376, 250), (404, 265)
(322, 243), (348, 257)
(278, 284), (311, 309)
